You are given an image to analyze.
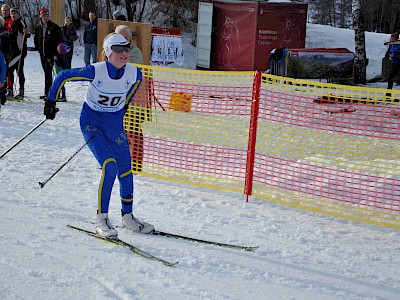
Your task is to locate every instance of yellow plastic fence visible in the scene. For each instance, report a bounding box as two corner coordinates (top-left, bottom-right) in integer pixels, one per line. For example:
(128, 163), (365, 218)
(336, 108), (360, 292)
(124, 65), (400, 228)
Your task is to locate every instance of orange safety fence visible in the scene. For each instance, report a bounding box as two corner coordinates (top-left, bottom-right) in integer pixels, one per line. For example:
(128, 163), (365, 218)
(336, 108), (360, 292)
(124, 65), (400, 228)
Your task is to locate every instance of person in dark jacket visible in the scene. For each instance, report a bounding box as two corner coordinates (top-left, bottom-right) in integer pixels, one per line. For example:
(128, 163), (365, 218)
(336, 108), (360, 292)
(0, 15), (9, 59)
(386, 33), (400, 92)
(34, 7), (62, 98)
(83, 11), (97, 66)
(1, 4), (11, 98)
(7, 7), (31, 100)
(61, 16), (77, 69)
(0, 47), (6, 105)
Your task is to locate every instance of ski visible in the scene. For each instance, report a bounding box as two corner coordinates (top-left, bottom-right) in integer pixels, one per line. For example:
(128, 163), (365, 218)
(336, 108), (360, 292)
(313, 94), (399, 105)
(152, 230), (259, 251)
(313, 95), (372, 104)
(67, 225), (178, 267)
(6, 98), (30, 103)
(323, 107), (357, 114)
(84, 221), (258, 251)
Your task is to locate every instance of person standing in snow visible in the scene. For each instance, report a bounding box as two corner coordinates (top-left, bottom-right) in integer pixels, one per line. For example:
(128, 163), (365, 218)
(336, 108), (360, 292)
(1, 4), (12, 32)
(60, 16), (77, 69)
(0, 5), (11, 98)
(386, 33), (400, 92)
(7, 7), (31, 100)
(0, 15), (8, 103)
(53, 43), (71, 102)
(83, 11), (97, 66)
(43, 33), (154, 238)
(55, 16), (77, 102)
(34, 7), (62, 99)
(0, 30), (6, 105)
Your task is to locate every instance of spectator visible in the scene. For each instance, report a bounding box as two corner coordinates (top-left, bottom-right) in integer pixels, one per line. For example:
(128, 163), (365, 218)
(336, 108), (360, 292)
(114, 25), (144, 64)
(0, 48), (5, 105)
(57, 16), (77, 101)
(115, 25), (146, 172)
(0, 15), (9, 56)
(385, 33), (400, 91)
(0, 16), (7, 105)
(61, 16), (77, 69)
(83, 11), (97, 66)
(0, 14), (9, 57)
(54, 43), (71, 102)
(113, 10), (127, 21)
(386, 33), (400, 93)
(1, 4), (12, 98)
(34, 7), (62, 98)
(1, 4), (12, 32)
(8, 7), (31, 100)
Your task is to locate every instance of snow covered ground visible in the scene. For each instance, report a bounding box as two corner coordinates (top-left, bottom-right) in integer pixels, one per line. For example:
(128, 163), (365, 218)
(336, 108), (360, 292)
(0, 23), (399, 300)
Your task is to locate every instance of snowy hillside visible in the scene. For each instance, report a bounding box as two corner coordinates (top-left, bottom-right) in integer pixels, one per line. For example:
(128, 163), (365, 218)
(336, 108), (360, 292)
(0, 23), (399, 299)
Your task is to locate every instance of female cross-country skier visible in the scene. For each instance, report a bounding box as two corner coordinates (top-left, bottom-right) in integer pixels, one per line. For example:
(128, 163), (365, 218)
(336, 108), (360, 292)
(43, 33), (154, 238)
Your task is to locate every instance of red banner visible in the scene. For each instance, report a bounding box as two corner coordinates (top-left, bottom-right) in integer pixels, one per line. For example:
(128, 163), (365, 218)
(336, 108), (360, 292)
(211, 1), (257, 71)
(254, 3), (307, 70)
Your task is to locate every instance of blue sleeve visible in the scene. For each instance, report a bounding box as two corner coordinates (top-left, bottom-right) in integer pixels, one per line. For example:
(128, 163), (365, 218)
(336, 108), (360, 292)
(125, 68), (143, 105)
(0, 52), (6, 84)
(48, 65), (96, 102)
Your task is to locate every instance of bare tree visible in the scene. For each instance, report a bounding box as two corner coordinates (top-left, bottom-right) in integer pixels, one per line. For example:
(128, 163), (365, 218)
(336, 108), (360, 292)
(82, 0), (96, 20)
(352, 0), (367, 84)
(137, 0), (148, 22)
(305, 0), (400, 32)
(103, 0), (111, 20)
(125, 0), (134, 21)
(149, 0), (198, 33)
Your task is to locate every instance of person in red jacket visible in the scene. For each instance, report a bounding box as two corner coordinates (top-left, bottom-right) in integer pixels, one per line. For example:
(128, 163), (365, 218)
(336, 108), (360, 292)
(1, 4), (13, 32)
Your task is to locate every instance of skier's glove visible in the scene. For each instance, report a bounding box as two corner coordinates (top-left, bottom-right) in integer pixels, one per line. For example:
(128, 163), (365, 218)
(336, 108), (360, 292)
(44, 100), (58, 120)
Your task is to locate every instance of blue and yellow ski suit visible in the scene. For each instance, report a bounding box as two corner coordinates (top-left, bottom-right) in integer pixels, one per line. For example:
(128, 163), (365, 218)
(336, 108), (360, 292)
(47, 61), (142, 214)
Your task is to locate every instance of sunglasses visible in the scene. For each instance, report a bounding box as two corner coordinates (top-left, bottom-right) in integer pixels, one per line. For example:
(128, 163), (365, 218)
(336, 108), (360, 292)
(111, 45), (130, 53)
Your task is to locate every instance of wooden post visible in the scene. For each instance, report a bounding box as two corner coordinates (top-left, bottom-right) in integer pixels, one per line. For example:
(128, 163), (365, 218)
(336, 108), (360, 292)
(50, 0), (65, 27)
(97, 18), (152, 65)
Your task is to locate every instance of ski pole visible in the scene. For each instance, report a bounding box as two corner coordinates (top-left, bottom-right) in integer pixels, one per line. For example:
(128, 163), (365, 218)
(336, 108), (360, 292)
(0, 118), (47, 160)
(39, 136), (94, 188)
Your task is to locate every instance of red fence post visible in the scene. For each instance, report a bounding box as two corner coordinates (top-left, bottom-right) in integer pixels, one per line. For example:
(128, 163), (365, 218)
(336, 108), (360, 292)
(244, 71), (262, 202)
